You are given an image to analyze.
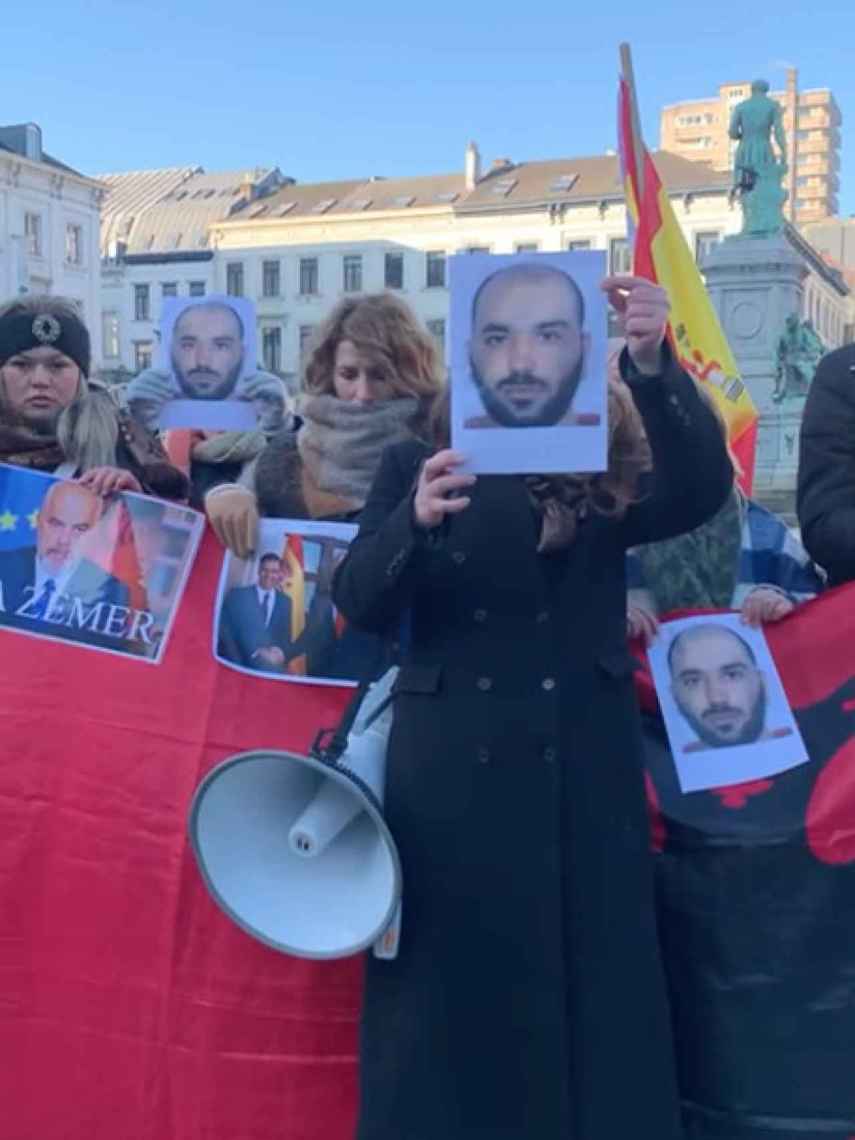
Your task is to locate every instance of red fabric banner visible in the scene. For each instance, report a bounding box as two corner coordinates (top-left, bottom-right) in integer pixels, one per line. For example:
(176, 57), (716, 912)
(0, 530), (362, 1140)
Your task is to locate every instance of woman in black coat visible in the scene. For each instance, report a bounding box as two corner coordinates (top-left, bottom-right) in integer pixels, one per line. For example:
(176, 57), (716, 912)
(333, 276), (733, 1140)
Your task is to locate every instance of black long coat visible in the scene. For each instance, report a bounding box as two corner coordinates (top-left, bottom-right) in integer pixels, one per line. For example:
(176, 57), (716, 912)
(333, 353), (733, 1140)
(797, 342), (855, 585)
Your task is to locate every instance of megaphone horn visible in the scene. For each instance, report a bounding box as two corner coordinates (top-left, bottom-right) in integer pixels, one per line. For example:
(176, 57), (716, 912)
(188, 668), (402, 961)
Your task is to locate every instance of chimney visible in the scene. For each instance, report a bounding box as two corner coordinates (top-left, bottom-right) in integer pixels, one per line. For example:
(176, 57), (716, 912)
(239, 171), (257, 202)
(465, 141), (481, 190)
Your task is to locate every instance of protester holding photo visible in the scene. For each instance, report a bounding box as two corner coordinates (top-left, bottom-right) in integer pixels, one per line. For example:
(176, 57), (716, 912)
(205, 292), (442, 544)
(332, 276), (733, 1140)
(0, 296), (187, 500)
(627, 391), (822, 645)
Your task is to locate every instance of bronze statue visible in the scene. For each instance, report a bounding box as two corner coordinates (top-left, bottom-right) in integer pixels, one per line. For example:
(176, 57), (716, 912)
(773, 314), (825, 402)
(729, 80), (788, 236)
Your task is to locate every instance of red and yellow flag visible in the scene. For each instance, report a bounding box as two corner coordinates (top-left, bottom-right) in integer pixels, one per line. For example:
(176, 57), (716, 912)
(281, 533), (306, 675)
(617, 45), (758, 492)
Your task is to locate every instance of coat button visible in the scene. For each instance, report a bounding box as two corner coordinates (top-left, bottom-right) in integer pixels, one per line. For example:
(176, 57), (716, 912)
(476, 676), (493, 692)
(536, 611), (549, 624)
(477, 747), (490, 764)
(543, 746), (557, 764)
(541, 677), (556, 692)
(451, 551), (466, 565)
(473, 609), (487, 623)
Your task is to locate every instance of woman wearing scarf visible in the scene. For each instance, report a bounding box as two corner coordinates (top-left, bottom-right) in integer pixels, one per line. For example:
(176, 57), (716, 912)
(204, 292), (443, 551)
(0, 296), (186, 500)
(332, 276), (733, 1140)
(626, 396), (823, 645)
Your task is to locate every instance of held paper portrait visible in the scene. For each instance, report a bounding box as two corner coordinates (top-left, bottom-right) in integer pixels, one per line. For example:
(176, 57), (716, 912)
(449, 251), (608, 475)
(647, 613), (808, 793)
(214, 519), (361, 687)
(156, 294), (261, 430)
(0, 463), (203, 664)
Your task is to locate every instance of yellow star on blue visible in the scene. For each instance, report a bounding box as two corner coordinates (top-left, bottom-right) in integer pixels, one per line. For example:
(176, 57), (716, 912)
(27, 509), (39, 529)
(0, 509), (18, 532)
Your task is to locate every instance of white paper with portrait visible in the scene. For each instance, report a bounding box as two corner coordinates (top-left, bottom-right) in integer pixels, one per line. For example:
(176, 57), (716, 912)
(449, 251), (608, 475)
(0, 463), (203, 664)
(213, 519), (360, 687)
(156, 294), (260, 430)
(647, 613), (809, 793)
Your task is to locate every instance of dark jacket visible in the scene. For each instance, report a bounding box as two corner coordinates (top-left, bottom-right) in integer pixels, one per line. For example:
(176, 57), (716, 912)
(797, 343), (855, 585)
(217, 584), (293, 673)
(333, 351), (733, 1140)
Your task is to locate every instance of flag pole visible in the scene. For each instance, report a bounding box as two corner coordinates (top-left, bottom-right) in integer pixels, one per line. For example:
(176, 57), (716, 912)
(619, 42), (646, 202)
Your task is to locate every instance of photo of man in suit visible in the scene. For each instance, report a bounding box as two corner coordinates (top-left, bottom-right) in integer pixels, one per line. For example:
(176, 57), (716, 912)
(0, 481), (130, 637)
(218, 552), (294, 674)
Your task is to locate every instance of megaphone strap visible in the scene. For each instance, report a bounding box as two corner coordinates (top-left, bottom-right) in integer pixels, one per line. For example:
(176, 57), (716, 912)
(316, 753), (384, 818)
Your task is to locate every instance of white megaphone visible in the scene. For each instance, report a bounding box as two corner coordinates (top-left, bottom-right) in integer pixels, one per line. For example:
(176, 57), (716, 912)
(187, 667), (402, 960)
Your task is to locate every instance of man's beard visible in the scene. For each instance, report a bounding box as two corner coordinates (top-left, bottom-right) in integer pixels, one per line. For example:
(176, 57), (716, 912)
(471, 354), (584, 428)
(680, 687), (767, 749)
(173, 358), (242, 400)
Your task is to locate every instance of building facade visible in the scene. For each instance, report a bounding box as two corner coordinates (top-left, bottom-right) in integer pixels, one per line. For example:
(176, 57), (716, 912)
(660, 69), (841, 225)
(98, 143), (851, 384)
(98, 165), (286, 380)
(0, 123), (104, 360)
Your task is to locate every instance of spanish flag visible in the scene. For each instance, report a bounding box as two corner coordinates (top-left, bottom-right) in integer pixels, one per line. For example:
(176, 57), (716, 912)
(281, 533), (306, 675)
(618, 44), (759, 493)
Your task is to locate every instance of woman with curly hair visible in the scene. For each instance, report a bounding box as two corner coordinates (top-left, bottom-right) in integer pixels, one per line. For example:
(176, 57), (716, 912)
(333, 276), (733, 1140)
(205, 292), (442, 553)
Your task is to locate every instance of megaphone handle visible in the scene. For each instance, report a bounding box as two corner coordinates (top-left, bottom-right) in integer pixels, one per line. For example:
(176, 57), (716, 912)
(312, 679), (372, 763)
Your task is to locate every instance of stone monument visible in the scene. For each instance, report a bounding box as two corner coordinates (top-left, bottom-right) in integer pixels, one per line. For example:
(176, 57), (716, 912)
(701, 78), (823, 518)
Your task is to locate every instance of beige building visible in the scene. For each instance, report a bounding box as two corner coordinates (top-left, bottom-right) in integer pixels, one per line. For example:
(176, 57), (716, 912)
(97, 143), (851, 382)
(661, 69), (841, 225)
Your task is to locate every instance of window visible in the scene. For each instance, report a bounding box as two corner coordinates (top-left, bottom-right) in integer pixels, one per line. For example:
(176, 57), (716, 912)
(262, 327), (282, 373)
(102, 312), (120, 359)
(343, 254), (362, 293)
(161, 282), (178, 298)
(133, 283), (151, 322)
(226, 262), (244, 297)
(694, 231), (721, 262)
(24, 212), (42, 257)
(189, 280), (206, 297)
(426, 251), (446, 289)
(65, 223), (83, 266)
(515, 243), (539, 253)
(299, 324), (316, 361)
(384, 251), (404, 290)
(566, 239), (592, 251)
(299, 257), (319, 296)
(466, 246), (490, 255)
(608, 237), (632, 275)
(262, 260), (281, 298)
(133, 341), (153, 372)
(426, 319), (446, 356)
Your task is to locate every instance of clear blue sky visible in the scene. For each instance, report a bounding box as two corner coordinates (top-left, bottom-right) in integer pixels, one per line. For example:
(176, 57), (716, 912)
(5, 0), (855, 213)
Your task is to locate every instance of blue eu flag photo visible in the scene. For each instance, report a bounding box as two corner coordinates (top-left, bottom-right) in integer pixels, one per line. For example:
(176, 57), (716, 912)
(0, 463), (57, 552)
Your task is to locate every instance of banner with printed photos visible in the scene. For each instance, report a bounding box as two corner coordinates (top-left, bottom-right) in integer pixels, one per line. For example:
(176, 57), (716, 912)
(0, 463), (203, 663)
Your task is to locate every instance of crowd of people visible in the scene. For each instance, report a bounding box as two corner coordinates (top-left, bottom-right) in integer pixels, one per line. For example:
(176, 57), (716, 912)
(0, 276), (852, 1140)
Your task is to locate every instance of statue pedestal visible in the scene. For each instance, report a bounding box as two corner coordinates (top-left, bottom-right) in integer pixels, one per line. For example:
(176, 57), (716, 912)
(701, 234), (807, 518)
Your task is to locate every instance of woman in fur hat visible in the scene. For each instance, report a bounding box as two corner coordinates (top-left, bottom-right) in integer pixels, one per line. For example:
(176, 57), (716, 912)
(0, 296), (187, 500)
